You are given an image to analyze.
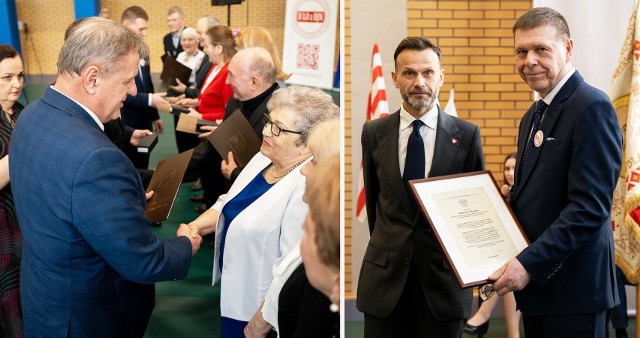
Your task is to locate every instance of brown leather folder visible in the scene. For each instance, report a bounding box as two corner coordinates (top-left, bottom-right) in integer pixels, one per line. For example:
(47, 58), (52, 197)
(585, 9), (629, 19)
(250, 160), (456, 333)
(207, 109), (261, 168)
(145, 149), (195, 223)
(175, 113), (219, 134)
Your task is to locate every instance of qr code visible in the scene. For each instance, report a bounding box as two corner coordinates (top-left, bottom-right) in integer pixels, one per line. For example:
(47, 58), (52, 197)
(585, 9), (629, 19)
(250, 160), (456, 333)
(296, 43), (320, 70)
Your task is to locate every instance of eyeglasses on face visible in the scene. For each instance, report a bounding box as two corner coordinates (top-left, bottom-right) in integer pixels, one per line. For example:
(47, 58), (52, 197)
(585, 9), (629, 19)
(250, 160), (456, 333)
(263, 113), (303, 136)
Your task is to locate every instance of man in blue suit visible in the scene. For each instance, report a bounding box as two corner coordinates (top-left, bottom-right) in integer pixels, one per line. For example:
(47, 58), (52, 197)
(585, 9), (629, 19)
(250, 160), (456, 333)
(121, 6), (167, 170)
(490, 7), (622, 338)
(9, 17), (202, 337)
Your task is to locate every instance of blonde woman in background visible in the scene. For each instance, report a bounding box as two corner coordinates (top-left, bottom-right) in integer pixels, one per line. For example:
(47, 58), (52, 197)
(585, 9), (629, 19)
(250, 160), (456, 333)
(236, 26), (291, 86)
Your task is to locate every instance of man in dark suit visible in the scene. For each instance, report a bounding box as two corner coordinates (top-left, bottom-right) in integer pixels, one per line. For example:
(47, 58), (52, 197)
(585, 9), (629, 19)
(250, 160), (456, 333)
(490, 7), (622, 338)
(187, 47), (279, 212)
(162, 6), (186, 61)
(357, 37), (485, 337)
(120, 6), (167, 170)
(9, 17), (202, 338)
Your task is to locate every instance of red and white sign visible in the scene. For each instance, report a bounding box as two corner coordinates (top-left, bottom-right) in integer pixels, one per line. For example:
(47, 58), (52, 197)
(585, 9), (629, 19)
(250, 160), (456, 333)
(283, 0), (338, 89)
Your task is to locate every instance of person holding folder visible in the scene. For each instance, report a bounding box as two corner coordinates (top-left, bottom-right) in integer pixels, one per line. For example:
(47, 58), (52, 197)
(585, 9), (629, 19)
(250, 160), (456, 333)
(9, 17), (202, 337)
(120, 6), (167, 170)
(176, 25), (236, 121)
(358, 37), (484, 337)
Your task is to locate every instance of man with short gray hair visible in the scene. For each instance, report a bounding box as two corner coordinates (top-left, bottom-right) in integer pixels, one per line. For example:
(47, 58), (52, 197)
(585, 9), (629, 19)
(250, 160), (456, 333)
(10, 17), (202, 337)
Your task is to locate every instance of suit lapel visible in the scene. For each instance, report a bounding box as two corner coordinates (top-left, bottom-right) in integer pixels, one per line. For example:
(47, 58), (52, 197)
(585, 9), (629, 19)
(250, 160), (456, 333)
(516, 72), (582, 190)
(41, 87), (104, 133)
(375, 111), (414, 216)
(428, 107), (462, 177)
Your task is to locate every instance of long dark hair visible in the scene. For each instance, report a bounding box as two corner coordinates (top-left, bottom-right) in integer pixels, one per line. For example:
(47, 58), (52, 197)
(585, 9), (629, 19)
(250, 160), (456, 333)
(503, 152), (517, 187)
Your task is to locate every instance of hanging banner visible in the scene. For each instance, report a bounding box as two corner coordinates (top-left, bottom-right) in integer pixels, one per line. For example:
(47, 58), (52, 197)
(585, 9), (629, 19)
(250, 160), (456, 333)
(282, 0), (338, 89)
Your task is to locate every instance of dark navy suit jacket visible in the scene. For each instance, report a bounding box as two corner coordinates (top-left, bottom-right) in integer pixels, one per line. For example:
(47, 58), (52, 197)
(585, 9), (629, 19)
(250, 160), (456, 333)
(357, 107), (484, 320)
(122, 62), (159, 130)
(511, 71), (622, 315)
(10, 87), (192, 337)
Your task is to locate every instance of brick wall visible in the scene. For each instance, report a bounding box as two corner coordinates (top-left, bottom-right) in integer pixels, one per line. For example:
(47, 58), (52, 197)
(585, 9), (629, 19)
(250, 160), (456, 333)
(344, 0), (534, 299)
(16, 0), (289, 75)
(344, 0), (353, 297)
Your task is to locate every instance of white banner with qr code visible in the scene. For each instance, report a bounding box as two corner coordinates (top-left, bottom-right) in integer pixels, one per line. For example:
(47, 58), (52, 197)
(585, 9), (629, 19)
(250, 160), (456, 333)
(282, 0), (338, 89)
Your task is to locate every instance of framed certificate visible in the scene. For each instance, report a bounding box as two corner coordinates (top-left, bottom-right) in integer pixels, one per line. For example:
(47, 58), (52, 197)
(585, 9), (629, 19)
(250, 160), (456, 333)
(408, 171), (529, 288)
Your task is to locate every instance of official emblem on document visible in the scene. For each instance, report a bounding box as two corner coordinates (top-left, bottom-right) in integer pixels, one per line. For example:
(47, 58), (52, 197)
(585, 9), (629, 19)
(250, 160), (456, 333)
(534, 130), (544, 148)
(459, 198), (468, 207)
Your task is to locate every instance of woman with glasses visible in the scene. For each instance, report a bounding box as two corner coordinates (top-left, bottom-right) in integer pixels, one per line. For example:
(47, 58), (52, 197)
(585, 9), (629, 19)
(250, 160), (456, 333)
(183, 85), (339, 338)
(0, 44), (25, 337)
(244, 119), (340, 338)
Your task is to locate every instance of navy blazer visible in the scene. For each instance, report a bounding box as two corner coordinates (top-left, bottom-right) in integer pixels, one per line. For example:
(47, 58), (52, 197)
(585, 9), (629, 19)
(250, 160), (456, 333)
(10, 87), (192, 337)
(163, 31), (184, 61)
(122, 62), (159, 130)
(357, 107), (484, 319)
(511, 71), (622, 315)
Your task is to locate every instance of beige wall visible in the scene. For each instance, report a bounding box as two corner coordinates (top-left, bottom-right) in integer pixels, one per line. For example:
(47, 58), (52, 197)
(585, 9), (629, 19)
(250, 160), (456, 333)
(16, 0), (289, 75)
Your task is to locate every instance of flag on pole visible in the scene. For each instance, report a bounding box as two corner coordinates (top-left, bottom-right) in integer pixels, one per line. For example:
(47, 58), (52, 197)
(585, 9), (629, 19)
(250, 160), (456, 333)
(609, 0), (640, 283)
(356, 44), (389, 223)
(443, 88), (458, 117)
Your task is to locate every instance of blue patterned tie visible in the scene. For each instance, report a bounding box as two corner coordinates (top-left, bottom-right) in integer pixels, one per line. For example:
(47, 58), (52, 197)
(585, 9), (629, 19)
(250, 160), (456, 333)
(403, 120), (425, 212)
(520, 100), (547, 176)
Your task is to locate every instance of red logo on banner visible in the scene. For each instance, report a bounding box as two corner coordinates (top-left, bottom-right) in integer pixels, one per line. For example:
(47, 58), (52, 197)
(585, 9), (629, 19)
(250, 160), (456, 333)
(628, 167), (640, 191)
(634, 40), (640, 61)
(292, 0), (331, 39)
(297, 11), (325, 23)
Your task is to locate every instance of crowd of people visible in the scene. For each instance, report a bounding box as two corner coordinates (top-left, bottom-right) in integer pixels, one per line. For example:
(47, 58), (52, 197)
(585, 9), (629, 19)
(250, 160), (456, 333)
(0, 5), (341, 338)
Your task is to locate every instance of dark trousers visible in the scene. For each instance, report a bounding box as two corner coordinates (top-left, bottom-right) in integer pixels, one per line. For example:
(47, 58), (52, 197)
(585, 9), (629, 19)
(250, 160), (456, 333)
(120, 282), (155, 338)
(364, 264), (464, 338)
(174, 116), (200, 154)
(610, 267), (628, 330)
(523, 310), (607, 338)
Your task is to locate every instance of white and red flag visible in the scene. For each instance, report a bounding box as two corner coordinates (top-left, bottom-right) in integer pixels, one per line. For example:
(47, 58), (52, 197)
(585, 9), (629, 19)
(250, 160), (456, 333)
(356, 44), (389, 223)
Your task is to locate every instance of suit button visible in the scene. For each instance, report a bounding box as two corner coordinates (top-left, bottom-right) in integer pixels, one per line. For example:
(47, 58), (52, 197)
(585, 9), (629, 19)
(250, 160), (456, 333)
(404, 258), (411, 265)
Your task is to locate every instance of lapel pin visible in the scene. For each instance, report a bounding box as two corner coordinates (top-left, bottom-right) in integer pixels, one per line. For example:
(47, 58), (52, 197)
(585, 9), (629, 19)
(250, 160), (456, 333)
(534, 130), (544, 148)
(451, 138), (458, 144)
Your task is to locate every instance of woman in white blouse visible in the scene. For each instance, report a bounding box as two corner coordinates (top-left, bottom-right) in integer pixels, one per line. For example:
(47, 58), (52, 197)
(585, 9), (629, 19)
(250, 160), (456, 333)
(184, 86), (339, 338)
(175, 27), (204, 86)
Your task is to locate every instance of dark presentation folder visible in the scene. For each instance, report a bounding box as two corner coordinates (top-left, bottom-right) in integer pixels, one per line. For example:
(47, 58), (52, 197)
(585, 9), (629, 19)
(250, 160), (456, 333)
(136, 134), (158, 153)
(159, 56), (192, 86)
(207, 109), (261, 168)
(145, 149), (195, 223)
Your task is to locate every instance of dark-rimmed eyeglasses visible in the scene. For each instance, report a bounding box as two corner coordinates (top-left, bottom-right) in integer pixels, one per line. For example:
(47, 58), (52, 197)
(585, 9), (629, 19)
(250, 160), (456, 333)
(263, 113), (303, 136)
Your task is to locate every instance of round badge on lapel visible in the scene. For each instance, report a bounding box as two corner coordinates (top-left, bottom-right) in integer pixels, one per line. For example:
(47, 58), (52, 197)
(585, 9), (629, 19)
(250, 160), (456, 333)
(534, 130), (544, 148)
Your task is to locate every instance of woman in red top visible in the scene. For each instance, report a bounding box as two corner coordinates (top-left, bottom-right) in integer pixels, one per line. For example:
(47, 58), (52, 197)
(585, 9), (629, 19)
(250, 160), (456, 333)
(177, 26), (237, 121)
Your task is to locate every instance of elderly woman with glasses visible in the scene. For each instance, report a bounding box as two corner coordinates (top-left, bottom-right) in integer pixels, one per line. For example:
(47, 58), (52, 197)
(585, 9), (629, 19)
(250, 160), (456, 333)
(244, 119), (340, 338)
(184, 85), (339, 338)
